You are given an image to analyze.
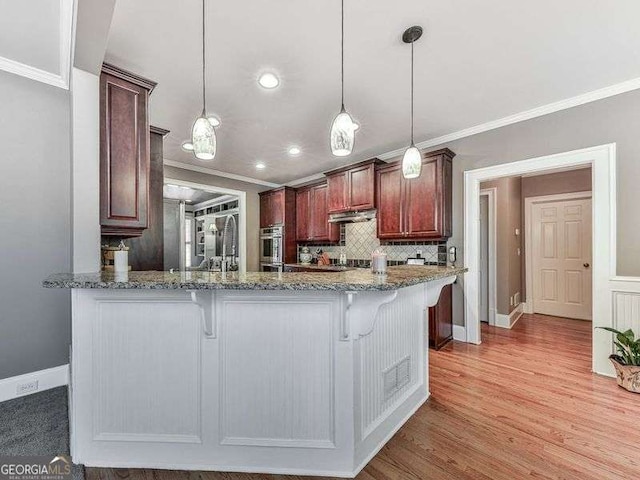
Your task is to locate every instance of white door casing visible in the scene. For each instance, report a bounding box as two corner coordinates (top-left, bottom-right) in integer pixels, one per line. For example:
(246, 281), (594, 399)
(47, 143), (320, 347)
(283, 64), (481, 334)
(528, 194), (592, 320)
(479, 195), (489, 323)
(478, 189), (497, 325)
(463, 143), (616, 377)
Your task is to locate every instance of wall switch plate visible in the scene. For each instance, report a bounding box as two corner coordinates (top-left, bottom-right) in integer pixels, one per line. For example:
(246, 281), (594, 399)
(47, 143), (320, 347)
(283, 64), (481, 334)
(16, 380), (39, 396)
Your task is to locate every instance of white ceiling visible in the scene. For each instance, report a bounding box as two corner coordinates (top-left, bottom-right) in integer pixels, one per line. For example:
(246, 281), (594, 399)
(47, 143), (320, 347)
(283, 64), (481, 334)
(105, 0), (640, 185)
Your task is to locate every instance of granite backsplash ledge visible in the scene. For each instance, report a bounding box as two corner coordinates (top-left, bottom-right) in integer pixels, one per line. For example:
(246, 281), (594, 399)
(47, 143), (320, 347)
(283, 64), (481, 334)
(297, 220), (448, 265)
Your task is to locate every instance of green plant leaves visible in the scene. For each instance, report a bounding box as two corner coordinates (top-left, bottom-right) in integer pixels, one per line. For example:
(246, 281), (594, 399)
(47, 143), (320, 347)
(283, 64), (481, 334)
(596, 326), (640, 366)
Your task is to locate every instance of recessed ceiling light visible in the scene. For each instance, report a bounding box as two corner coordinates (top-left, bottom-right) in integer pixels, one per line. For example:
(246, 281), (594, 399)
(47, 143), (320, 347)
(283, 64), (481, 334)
(288, 146), (301, 156)
(208, 116), (221, 127)
(255, 162), (266, 170)
(258, 72), (279, 89)
(181, 141), (194, 151)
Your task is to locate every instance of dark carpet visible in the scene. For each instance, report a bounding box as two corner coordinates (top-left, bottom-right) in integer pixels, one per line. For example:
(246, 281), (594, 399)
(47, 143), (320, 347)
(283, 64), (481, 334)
(0, 386), (84, 479)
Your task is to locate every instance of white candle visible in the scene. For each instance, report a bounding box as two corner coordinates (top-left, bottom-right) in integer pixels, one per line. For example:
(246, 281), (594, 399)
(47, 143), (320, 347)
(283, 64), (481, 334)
(114, 250), (128, 273)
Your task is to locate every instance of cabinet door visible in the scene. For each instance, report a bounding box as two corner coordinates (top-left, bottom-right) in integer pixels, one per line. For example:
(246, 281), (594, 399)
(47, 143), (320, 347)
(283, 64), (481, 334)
(405, 158), (440, 238)
(100, 72), (150, 236)
(311, 185), (340, 242)
(296, 189), (311, 241)
(327, 171), (348, 213)
(259, 193), (271, 228)
(348, 163), (375, 211)
(270, 189), (285, 225)
(429, 284), (452, 350)
(376, 166), (405, 239)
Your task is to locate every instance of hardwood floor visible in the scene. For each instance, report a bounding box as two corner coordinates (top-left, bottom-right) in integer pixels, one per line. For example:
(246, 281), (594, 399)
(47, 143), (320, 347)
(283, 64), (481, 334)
(87, 314), (640, 480)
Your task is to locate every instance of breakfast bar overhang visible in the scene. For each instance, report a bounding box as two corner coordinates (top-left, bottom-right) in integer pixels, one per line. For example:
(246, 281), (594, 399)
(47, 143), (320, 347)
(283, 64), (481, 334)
(44, 266), (465, 477)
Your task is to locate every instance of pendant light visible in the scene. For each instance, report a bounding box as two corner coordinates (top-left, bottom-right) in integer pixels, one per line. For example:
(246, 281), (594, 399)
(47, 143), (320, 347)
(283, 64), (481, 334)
(330, 0), (357, 157)
(401, 26), (423, 179)
(191, 0), (216, 160)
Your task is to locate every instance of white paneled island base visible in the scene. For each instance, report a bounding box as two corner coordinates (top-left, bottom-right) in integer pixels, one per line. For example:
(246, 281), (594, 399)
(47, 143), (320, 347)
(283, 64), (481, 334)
(62, 270), (460, 477)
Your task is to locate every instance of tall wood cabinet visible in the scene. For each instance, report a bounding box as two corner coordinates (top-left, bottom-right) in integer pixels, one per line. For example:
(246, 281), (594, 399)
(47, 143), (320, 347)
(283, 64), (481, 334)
(325, 159), (382, 213)
(100, 63), (157, 237)
(295, 182), (340, 243)
(258, 187), (297, 263)
(123, 126), (169, 270)
(375, 148), (454, 240)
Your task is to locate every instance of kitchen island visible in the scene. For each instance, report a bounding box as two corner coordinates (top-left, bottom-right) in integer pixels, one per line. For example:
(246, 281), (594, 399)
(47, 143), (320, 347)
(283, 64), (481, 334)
(45, 266), (465, 477)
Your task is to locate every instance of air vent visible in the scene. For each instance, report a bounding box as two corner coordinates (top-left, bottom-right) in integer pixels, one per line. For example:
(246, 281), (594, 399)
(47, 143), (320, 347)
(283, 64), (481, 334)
(383, 356), (411, 400)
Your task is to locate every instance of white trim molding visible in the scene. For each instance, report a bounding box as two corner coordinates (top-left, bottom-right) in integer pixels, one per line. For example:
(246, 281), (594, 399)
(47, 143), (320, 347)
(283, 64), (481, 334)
(0, 365), (69, 403)
(463, 143), (617, 377)
(495, 304), (524, 329)
(0, 0), (74, 89)
(524, 191), (593, 320)
(379, 77), (640, 160)
(452, 325), (467, 342)
(164, 160), (280, 189)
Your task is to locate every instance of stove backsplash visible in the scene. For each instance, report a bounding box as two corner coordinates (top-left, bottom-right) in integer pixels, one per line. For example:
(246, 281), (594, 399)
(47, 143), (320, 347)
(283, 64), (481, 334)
(297, 220), (448, 266)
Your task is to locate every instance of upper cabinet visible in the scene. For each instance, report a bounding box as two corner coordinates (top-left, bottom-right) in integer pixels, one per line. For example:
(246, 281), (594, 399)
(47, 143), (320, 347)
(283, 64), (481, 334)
(326, 159), (382, 214)
(100, 63), (157, 237)
(295, 182), (340, 243)
(259, 187), (294, 228)
(375, 148), (454, 240)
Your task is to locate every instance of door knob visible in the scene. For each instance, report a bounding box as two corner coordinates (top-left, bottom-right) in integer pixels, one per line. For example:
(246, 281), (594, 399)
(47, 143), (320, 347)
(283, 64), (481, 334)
(583, 262), (590, 268)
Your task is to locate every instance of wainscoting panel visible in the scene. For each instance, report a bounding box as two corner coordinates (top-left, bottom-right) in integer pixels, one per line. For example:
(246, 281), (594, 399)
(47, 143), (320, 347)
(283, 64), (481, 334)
(219, 294), (338, 448)
(612, 291), (640, 338)
(93, 299), (202, 443)
(356, 285), (425, 440)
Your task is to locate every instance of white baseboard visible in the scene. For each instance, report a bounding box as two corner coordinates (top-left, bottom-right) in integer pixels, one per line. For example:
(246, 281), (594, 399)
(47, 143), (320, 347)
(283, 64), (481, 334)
(452, 325), (467, 341)
(495, 303), (524, 329)
(523, 301), (533, 314)
(0, 365), (69, 403)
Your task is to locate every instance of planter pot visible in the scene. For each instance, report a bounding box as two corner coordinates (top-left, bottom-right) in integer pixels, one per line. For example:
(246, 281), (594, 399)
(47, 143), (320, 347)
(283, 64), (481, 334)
(609, 355), (640, 393)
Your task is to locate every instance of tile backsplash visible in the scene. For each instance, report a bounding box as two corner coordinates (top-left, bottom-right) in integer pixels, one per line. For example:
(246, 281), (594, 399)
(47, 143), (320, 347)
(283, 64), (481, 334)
(297, 220), (448, 265)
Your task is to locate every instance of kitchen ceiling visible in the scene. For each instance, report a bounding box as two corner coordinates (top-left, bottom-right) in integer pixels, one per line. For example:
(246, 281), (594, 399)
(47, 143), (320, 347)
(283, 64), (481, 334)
(105, 0), (640, 185)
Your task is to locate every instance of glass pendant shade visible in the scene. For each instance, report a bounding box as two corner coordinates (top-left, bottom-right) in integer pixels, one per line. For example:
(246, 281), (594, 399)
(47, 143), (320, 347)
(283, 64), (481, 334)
(330, 109), (356, 157)
(402, 145), (422, 179)
(192, 113), (216, 160)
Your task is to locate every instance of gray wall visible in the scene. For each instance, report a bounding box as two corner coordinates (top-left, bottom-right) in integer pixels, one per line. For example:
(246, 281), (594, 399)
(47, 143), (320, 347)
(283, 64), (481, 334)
(434, 88), (640, 326)
(480, 177), (522, 315)
(164, 166), (264, 272)
(0, 71), (71, 379)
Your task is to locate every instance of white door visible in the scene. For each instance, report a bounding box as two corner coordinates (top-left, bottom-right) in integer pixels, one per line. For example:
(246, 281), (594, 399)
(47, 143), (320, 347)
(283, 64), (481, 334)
(531, 198), (592, 320)
(479, 195), (489, 323)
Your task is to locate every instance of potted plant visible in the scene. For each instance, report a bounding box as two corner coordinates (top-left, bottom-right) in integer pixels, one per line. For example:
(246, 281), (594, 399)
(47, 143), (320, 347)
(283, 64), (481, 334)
(597, 327), (640, 393)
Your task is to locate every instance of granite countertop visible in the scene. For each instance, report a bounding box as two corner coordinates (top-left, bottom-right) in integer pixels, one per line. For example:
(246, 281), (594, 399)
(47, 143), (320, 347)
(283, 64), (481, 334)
(284, 263), (355, 272)
(43, 265), (467, 292)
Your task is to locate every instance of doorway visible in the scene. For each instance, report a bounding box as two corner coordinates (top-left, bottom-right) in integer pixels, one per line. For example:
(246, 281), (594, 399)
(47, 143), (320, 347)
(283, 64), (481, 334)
(525, 192), (592, 320)
(479, 188), (497, 326)
(463, 144), (616, 376)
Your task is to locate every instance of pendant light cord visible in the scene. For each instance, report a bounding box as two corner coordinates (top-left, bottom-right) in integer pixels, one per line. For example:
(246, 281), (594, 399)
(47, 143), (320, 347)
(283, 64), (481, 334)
(202, 0), (206, 113)
(340, 0), (345, 110)
(410, 39), (414, 146)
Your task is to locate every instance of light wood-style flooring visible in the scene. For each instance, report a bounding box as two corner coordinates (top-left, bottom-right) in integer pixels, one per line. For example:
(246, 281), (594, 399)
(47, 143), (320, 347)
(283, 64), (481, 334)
(87, 314), (640, 480)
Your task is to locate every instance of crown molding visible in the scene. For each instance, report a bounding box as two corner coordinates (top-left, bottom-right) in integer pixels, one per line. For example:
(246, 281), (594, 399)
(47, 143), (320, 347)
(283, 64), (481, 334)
(163, 159), (280, 188)
(378, 76), (640, 160)
(0, 0), (73, 90)
(285, 172), (326, 187)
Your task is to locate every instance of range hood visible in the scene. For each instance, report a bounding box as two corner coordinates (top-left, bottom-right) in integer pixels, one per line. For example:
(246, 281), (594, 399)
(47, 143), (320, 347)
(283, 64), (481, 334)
(328, 209), (376, 224)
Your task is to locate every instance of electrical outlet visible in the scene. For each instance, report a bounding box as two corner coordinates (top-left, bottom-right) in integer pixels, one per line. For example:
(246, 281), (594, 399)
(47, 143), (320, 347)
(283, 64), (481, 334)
(16, 380), (38, 396)
(416, 249), (423, 257)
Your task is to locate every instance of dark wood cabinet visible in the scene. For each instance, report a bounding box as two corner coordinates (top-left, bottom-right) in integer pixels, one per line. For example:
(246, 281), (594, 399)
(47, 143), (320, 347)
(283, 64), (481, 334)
(326, 159), (381, 214)
(123, 126), (169, 270)
(295, 182), (340, 243)
(260, 188), (287, 228)
(429, 284), (453, 350)
(259, 187), (297, 263)
(100, 63), (157, 237)
(375, 148), (454, 240)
